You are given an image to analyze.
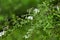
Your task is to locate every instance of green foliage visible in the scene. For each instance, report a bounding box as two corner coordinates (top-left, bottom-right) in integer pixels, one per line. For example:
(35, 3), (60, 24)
(0, 0), (60, 40)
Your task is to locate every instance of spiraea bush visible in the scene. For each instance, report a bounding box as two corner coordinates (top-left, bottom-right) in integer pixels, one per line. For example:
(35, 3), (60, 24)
(0, 0), (60, 40)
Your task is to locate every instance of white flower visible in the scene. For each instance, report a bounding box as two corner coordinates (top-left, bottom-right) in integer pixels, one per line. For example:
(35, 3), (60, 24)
(33, 8), (40, 13)
(24, 34), (31, 39)
(25, 35), (28, 38)
(27, 16), (33, 20)
(0, 31), (6, 37)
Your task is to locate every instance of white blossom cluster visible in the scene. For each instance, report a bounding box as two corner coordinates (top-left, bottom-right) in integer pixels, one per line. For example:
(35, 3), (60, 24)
(33, 8), (40, 14)
(0, 31), (6, 37)
(27, 16), (33, 20)
(27, 8), (40, 20)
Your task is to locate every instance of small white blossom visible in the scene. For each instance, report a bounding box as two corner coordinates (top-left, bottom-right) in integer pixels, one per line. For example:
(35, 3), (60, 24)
(0, 31), (6, 37)
(33, 8), (40, 13)
(24, 35), (29, 39)
(27, 16), (33, 20)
